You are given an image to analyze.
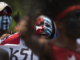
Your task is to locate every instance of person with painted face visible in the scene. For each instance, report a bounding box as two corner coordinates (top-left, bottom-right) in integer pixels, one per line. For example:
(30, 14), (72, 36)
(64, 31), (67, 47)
(0, 15), (55, 39)
(0, 15), (55, 60)
(35, 15), (57, 39)
(19, 0), (80, 60)
(0, 15), (39, 60)
(35, 15), (55, 39)
(0, 2), (12, 60)
(0, 2), (12, 37)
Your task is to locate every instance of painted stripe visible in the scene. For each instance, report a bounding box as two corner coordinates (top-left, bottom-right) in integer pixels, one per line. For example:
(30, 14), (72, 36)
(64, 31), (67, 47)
(44, 20), (51, 24)
(47, 27), (52, 32)
(43, 16), (52, 23)
(0, 16), (2, 29)
(44, 30), (51, 37)
(1, 16), (3, 30)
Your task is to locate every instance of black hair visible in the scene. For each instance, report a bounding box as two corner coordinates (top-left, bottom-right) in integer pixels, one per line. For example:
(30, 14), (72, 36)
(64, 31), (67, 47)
(0, 49), (9, 60)
(49, 20), (55, 39)
(27, 0), (80, 20)
(25, 0), (80, 38)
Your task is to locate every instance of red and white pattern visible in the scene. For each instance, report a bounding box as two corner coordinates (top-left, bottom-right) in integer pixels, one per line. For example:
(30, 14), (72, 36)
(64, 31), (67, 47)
(49, 43), (80, 60)
(0, 32), (38, 60)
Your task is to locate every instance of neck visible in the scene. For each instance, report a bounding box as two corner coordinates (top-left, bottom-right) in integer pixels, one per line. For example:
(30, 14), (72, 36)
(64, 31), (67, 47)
(56, 32), (77, 51)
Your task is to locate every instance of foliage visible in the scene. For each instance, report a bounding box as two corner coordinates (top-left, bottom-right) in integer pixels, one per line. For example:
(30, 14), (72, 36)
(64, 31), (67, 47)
(0, 0), (28, 32)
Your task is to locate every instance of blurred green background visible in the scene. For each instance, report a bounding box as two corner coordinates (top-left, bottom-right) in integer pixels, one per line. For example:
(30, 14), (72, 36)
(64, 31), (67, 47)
(0, 0), (28, 32)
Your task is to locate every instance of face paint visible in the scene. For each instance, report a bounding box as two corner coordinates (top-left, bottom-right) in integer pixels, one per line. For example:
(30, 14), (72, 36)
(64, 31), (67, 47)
(0, 8), (11, 16)
(35, 16), (53, 38)
(0, 8), (12, 30)
(0, 16), (12, 30)
(65, 10), (80, 37)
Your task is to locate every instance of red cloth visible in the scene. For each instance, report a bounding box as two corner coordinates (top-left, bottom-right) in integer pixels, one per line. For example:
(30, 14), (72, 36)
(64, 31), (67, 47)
(49, 43), (80, 60)
(0, 33), (20, 45)
(54, 5), (80, 21)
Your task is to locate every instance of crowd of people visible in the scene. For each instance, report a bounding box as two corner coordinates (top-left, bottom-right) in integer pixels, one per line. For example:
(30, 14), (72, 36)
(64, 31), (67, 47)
(0, 0), (80, 60)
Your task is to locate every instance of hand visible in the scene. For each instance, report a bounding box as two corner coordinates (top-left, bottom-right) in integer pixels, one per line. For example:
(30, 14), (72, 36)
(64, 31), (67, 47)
(0, 33), (10, 40)
(13, 12), (20, 23)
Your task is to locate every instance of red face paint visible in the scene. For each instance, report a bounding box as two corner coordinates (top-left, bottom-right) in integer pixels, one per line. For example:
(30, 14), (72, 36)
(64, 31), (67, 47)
(0, 8), (11, 16)
(35, 16), (45, 37)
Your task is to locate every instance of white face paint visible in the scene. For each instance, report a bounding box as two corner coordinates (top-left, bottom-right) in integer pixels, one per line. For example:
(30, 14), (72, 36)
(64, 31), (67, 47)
(0, 15), (12, 30)
(35, 16), (53, 38)
(43, 16), (52, 36)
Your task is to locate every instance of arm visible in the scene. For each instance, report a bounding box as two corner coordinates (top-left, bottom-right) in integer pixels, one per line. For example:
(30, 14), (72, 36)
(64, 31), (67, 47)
(0, 33), (10, 39)
(20, 32), (49, 56)
(19, 16), (50, 56)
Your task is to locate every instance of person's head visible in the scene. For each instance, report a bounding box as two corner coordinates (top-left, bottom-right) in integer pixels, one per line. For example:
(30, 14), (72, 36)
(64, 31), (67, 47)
(0, 49), (9, 60)
(0, 2), (12, 36)
(35, 15), (55, 39)
(55, 9), (80, 38)
(27, 0), (80, 38)
(19, 15), (55, 39)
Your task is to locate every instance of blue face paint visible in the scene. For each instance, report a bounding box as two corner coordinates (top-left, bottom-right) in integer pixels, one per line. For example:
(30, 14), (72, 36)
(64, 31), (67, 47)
(43, 16), (53, 37)
(35, 15), (53, 38)
(0, 15), (12, 30)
